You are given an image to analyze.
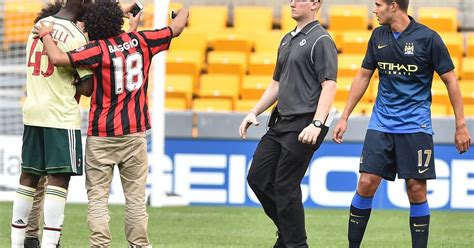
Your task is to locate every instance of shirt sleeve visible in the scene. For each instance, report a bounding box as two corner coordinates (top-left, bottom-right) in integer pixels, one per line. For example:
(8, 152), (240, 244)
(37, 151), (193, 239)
(67, 41), (102, 70)
(138, 27), (173, 56)
(311, 36), (338, 83)
(430, 32), (455, 76)
(361, 31), (377, 70)
(272, 37), (286, 82)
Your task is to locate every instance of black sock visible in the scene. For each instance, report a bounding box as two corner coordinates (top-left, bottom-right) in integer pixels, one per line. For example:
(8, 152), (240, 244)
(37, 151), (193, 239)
(410, 215), (430, 248)
(348, 205), (371, 248)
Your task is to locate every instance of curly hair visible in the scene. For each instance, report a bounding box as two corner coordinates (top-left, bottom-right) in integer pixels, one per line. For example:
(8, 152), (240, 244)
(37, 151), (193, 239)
(82, 2), (124, 41)
(34, 0), (62, 23)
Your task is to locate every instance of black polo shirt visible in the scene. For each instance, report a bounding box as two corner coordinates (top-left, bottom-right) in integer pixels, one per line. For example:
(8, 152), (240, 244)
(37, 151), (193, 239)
(273, 20), (338, 117)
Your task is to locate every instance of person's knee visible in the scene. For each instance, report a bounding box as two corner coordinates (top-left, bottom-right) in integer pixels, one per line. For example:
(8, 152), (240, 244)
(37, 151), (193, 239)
(47, 174), (71, 189)
(19, 172), (41, 188)
(357, 176), (378, 197)
(407, 181), (427, 202)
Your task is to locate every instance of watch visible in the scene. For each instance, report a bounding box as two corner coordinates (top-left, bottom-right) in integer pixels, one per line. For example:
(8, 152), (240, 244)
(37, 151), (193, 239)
(312, 119), (323, 128)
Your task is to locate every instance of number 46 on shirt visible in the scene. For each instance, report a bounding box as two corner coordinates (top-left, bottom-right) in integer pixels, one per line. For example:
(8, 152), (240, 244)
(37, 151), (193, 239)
(112, 53), (144, 95)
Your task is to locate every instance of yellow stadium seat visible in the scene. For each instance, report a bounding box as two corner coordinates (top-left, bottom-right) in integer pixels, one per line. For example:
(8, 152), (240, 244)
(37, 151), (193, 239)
(341, 31), (371, 54)
(188, 6), (228, 31)
(335, 77), (371, 103)
(431, 103), (448, 116)
(198, 74), (240, 103)
(169, 30), (208, 63)
(467, 33), (474, 57)
(418, 7), (458, 33)
(193, 98), (233, 112)
(166, 51), (201, 92)
(165, 96), (188, 111)
(241, 75), (271, 99)
(3, 0), (44, 48)
(338, 54), (365, 78)
(438, 32), (463, 61)
(327, 30), (341, 52)
(461, 58), (474, 80)
(233, 6), (273, 32)
(254, 31), (286, 53)
(459, 81), (474, 104)
(248, 53), (277, 76)
(207, 51), (247, 80)
(165, 75), (194, 108)
(280, 5), (323, 31)
(211, 30), (255, 55)
(234, 99), (258, 113)
(333, 101), (372, 116)
(328, 5), (369, 31)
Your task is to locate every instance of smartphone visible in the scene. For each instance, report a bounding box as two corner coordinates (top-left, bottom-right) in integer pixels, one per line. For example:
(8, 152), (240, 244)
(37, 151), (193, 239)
(130, 1), (144, 17)
(170, 10), (177, 19)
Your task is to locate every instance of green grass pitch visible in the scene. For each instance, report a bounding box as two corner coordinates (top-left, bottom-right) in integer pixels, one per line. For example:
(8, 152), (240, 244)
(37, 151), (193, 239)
(0, 202), (472, 247)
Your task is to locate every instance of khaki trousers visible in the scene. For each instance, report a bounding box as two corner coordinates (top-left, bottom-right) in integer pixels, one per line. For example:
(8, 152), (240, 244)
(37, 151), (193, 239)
(26, 176), (47, 238)
(85, 132), (150, 247)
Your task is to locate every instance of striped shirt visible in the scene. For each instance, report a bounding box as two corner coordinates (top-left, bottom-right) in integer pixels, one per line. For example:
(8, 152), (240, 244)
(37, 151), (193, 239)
(67, 27), (173, 136)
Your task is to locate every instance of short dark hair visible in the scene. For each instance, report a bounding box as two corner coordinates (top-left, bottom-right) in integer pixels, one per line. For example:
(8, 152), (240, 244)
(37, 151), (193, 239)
(82, 2), (124, 40)
(34, 0), (62, 23)
(384, 0), (409, 12)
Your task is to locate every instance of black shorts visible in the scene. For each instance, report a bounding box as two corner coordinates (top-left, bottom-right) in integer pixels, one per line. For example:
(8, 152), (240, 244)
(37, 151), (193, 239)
(360, 129), (436, 181)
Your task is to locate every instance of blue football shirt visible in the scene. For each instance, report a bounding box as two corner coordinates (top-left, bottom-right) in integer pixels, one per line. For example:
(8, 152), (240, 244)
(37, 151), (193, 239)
(362, 17), (454, 134)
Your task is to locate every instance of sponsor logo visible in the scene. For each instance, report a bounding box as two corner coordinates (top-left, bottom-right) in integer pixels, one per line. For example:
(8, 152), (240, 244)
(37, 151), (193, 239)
(377, 62), (419, 76)
(413, 223), (428, 227)
(350, 213), (364, 218)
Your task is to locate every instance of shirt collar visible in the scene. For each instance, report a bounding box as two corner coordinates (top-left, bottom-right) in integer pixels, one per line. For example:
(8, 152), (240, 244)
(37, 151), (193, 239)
(292, 20), (321, 36)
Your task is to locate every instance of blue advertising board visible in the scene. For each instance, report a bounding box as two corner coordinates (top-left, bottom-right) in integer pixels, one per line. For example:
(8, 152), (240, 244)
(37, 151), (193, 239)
(157, 139), (474, 210)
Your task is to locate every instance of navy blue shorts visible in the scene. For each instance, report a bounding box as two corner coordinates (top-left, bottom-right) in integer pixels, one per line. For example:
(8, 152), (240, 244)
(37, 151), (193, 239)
(360, 129), (436, 181)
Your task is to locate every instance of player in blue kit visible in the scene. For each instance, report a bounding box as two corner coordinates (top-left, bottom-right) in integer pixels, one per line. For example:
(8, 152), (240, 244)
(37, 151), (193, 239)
(332, 0), (471, 247)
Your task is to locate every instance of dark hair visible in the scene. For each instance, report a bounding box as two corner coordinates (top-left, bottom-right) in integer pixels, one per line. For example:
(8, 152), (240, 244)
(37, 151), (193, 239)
(384, 0), (409, 12)
(34, 0), (62, 23)
(82, 2), (124, 40)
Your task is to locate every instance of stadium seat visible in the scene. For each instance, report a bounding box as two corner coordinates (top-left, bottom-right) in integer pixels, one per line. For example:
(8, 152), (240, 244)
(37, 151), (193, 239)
(338, 54), (365, 78)
(3, 0), (44, 48)
(431, 103), (448, 116)
(467, 33), (474, 57)
(143, 2), (183, 29)
(233, 6), (273, 32)
(280, 5), (323, 31)
(241, 75), (271, 99)
(165, 96), (188, 111)
(207, 51), (247, 81)
(461, 58), (474, 80)
(335, 77), (371, 103)
(192, 98), (233, 112)
(448, 103), (474, 116)
(198, 74), (240, 103)
(169, 30), (208, 64)
(459, 80), (474, 104)
(328, 5), (369, 31)
(165, 75), (194, 108)
(188, 6), (228, 31)
(341, 31), (371, 54)
(438, 32), (463, 61)
(166, 51), (201, 93)
(333, 101), (372, 116)
(418, 7), (458, 33)
(254, 31), (286, 53)
(234, 99), (258, 113)
(210, 30), (255, 55)
(248, 53), (277, 75)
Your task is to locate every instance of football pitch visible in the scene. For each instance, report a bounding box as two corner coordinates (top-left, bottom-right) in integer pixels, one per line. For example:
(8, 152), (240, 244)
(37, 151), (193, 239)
(0, 202), (472, 247)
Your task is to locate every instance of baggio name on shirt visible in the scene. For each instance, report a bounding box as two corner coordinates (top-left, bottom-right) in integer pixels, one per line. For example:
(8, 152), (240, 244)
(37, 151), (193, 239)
(108, 39), (139, 53)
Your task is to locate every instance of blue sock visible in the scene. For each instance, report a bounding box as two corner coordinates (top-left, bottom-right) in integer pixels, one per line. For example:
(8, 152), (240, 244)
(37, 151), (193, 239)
(410, 201), (430, 248)
(348, 193), (374, 248)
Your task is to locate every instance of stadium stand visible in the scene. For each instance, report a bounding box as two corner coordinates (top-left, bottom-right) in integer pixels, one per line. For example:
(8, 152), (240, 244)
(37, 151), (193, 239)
(418, 7), (459, 33)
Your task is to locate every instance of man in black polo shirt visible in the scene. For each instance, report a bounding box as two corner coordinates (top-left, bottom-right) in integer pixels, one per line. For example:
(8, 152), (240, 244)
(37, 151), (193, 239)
(239, 0), (337, 247)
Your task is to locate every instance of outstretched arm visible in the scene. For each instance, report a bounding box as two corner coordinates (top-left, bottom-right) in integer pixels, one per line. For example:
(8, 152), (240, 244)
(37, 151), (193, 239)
(169, 8), (189, 37)
(440, 70), (471, 153)
(33, 21), (70, 66)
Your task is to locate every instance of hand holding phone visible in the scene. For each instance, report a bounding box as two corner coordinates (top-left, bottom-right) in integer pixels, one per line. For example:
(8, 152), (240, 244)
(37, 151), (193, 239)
(130, 1), (144, 17)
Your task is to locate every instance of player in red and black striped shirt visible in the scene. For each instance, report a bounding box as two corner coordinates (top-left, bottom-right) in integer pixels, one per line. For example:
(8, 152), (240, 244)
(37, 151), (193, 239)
(36, 1), (188, 246)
